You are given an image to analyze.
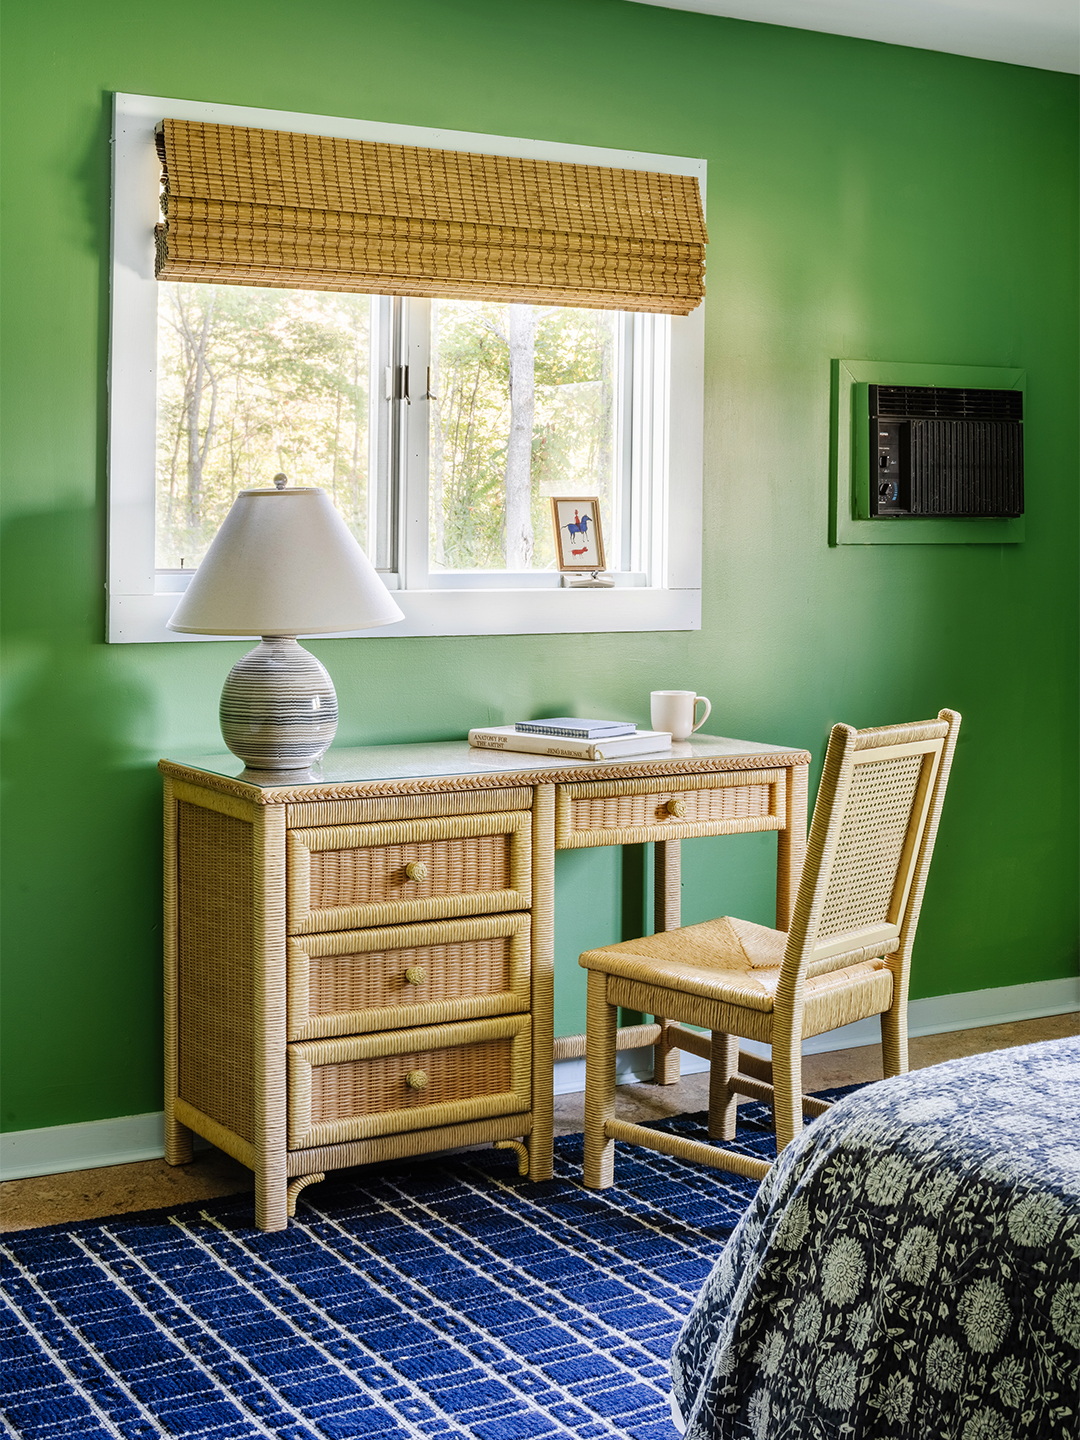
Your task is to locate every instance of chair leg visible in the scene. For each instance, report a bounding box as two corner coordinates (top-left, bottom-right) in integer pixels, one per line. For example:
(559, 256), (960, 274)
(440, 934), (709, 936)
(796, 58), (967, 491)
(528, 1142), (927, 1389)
(771, 1019), (804, 1153)
(653, 1017), (681, 1085)
(880, 1005), (909, 1078)
(652, 840), (682, 1085)
(708, 1031), (738, 1140)
(584, 970), (618, 1189)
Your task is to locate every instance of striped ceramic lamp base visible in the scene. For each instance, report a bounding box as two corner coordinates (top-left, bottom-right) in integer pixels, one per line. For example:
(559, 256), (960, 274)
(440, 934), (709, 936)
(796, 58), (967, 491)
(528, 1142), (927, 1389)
(219, 637), (338, 770)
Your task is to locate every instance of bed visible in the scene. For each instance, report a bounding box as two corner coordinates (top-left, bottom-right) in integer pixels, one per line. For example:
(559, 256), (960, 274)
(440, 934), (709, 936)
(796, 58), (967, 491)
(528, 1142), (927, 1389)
(670, 1036), (1080, 1439)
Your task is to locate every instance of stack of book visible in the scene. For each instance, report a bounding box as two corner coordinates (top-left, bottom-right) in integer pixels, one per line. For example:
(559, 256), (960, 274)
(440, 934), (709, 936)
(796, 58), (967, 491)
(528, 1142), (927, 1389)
(468, 717), (672, 761)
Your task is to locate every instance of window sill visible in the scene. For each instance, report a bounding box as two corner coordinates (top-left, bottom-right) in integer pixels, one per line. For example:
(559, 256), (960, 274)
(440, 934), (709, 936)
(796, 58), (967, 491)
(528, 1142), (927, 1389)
(108, 586), (702, 643)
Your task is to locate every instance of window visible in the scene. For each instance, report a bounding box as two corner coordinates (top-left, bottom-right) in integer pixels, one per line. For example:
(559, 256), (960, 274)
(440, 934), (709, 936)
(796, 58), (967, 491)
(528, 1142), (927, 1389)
(154, 282), (376, 580)
(153, 288), (662, 589)
(109, 94), (705, 642)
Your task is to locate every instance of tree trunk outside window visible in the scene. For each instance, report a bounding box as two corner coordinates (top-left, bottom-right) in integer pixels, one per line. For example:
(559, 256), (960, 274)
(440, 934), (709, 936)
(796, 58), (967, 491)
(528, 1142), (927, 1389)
(504, 303), (535, 570)
(180, 294), (218, 528)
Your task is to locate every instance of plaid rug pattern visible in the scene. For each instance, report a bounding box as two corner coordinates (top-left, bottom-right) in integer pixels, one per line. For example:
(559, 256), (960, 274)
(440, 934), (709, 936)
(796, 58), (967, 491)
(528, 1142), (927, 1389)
(0, 1108), (781, 1440)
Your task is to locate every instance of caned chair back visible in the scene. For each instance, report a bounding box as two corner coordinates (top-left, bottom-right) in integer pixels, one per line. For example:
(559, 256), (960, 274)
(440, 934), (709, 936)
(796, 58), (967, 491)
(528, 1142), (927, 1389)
(780, 710), (960, 993)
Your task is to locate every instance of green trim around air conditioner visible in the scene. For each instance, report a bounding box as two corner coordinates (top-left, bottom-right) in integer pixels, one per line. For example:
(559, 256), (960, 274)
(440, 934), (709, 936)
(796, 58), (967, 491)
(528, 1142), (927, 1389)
(830, 358), (1026, 545)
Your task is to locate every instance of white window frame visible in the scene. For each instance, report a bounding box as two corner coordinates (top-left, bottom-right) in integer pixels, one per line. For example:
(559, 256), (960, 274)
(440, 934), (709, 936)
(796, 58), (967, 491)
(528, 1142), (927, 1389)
(108, 92), (705, 643)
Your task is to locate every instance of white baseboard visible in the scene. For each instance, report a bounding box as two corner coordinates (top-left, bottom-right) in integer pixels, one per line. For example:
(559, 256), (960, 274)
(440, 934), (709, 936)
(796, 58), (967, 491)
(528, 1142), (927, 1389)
(556, 974), (1078, 1091)
(737, 972), (1080, 1066)
(2, 976), (1076, 1180)
(0, 1113), (209, 1183)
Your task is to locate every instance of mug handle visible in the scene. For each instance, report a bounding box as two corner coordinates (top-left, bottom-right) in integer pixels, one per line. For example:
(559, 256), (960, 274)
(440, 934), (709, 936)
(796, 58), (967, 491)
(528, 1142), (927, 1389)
(692, 695), (712, 733)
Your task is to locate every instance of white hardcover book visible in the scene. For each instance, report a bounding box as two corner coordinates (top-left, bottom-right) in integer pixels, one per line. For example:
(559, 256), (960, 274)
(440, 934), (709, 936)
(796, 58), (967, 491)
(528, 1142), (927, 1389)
(468, 726), (672, 761)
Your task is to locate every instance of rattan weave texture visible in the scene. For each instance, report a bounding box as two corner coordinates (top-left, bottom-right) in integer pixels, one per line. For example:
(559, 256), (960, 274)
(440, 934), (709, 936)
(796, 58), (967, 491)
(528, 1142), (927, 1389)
(308, 833), (512, 909)
(283, 1111), (534, 1176)
(176, 802), (256, 1144)
(569, 783), (773, 832)
(287, 1015), (532, 1149)
(310, 1036), (513, 1121)
(155, 119), (707, 314)
(528, 784), (556, 1184)
(554, 770), (784, 850)
(817, 753), (923, 939)
(286, 913), (531, 1041)
(607, 977), (775, 1045)
(286, 786), (532, 828)
(559, 768), (783, 800)
(309, 936), (512, 1011)
(287, 812), (532, 934)
(559, 813), (785, 850)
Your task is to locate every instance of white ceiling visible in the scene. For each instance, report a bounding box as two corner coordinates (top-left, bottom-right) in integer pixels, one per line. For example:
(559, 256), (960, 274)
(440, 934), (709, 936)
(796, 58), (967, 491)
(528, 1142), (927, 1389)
(623, 0), (1080, 73)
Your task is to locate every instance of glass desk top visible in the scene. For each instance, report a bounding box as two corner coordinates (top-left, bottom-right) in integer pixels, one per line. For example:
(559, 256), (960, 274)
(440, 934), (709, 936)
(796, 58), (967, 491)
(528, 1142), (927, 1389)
(161, 733), (808, 792)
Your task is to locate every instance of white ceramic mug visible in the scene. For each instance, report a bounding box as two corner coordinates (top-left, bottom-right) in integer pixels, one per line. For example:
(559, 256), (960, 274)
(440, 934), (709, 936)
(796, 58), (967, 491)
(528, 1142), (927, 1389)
(651, 690), (712, 742)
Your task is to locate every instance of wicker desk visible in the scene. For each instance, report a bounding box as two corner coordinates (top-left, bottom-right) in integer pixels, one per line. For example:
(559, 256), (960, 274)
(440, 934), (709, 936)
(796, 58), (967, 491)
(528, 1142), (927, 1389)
(160, 735), (810, 1230)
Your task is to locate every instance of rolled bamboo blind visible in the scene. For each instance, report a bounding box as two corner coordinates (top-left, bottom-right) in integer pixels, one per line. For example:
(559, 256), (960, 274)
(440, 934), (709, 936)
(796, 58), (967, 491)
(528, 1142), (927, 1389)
(154, 119), (706, 315)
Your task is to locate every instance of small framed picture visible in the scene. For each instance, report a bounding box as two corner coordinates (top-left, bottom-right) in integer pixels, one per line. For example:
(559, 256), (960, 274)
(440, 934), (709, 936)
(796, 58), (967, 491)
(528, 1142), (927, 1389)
(550, 497), (606, 572)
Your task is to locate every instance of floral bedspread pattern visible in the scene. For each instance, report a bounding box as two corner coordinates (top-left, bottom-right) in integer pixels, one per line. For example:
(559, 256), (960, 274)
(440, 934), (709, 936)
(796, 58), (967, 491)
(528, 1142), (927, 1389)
(670, 1037), (1080, 1439)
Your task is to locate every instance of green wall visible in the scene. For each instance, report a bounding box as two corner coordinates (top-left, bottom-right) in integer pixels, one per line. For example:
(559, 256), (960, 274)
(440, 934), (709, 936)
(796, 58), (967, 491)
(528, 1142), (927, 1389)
(2, 0), (1077, 1134)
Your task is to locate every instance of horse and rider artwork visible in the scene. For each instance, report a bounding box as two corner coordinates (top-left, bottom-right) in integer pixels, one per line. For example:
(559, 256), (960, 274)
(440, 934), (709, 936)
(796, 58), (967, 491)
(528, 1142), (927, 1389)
(550, 495), (607, 573)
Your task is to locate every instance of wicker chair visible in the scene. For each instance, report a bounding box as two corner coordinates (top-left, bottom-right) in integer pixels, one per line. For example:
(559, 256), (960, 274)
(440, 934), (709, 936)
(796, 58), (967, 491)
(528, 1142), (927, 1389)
(579, 710), (961, 1188)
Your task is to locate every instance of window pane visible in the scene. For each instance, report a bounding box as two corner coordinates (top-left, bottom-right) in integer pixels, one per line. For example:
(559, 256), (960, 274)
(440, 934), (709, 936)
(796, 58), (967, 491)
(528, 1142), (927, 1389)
(155, 283), (372, 569)
(428, 300), (618, 572)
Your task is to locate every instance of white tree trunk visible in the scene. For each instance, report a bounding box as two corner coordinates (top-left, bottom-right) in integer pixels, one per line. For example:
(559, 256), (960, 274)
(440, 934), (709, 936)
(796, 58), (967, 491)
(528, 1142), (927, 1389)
(504, 304), (536, 570)
(177, 293), (217, 529)
(429, 303), (446, 568)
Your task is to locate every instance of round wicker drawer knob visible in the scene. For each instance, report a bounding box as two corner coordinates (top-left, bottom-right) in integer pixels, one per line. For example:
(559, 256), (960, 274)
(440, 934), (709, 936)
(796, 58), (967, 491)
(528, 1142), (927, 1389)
(404, 861), (429, 881)
(405, 1069), (429, 1091)
(404, 966), (428, 986)
(665, 798), (688, 818)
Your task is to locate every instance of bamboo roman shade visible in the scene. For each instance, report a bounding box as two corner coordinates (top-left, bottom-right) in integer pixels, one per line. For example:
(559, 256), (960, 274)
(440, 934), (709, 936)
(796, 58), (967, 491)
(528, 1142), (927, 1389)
(154, 119), (706, 315)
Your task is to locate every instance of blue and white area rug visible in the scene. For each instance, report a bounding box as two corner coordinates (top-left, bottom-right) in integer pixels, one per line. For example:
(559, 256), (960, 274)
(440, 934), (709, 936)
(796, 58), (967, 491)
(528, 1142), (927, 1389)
(0, 1108), (781, 1440)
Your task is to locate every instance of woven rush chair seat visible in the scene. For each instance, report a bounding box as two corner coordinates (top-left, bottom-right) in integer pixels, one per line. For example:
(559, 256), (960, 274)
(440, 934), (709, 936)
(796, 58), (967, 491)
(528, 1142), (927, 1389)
(590, 916), (897, 1022)
(580, 710), (961, 1188)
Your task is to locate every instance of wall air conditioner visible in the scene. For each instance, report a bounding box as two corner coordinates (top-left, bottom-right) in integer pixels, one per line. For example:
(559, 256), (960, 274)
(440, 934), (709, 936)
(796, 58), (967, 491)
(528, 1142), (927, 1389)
(869, 384), (1024, 518)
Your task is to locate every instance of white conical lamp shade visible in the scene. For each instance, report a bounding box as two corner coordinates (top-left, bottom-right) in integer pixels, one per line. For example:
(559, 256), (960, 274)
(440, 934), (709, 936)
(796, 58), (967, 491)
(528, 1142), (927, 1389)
(167, 485), (404, 636)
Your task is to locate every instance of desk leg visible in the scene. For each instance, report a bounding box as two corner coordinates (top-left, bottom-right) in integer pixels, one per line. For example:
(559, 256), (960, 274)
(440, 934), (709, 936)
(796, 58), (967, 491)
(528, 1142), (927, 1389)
(652, 839), (681, 1084)
(254, 806), (288, 1232)
(163, 779), (193, 1166)
(777, 763), (809, 932)
(528, 784), (555, 1181)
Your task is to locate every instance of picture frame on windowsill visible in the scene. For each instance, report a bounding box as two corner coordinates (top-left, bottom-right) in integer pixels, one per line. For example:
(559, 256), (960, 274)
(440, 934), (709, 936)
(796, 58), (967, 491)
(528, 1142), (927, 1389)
(550, 496), (607, 573)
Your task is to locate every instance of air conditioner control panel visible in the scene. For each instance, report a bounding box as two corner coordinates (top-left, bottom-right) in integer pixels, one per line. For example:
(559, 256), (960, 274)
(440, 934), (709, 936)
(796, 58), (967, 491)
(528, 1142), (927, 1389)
(873, 420), (908, 515)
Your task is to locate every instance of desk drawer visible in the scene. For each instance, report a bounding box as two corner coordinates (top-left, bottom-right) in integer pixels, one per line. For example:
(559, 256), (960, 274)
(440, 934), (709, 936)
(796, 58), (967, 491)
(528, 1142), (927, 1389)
(287, 1015), (531, 1149)
(287, 914), (531, 1041)
(286, 787), (532, 829)
(554, 770), (786, 848)
(287, 813), (531, 934)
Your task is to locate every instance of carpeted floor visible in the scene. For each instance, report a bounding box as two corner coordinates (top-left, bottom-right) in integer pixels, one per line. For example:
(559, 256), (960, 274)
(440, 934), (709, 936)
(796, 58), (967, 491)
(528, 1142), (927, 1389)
(0, 1105), (794, 1440)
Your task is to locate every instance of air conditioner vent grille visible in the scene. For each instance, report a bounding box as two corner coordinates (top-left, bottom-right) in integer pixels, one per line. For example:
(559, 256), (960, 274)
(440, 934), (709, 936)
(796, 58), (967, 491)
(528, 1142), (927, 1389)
(909, 420), (1023, 517)
(873, 385), (1022, 421)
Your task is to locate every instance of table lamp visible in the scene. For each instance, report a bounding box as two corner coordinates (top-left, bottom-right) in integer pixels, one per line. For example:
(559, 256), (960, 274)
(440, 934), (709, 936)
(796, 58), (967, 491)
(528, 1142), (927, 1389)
(167, 476), (404, 769)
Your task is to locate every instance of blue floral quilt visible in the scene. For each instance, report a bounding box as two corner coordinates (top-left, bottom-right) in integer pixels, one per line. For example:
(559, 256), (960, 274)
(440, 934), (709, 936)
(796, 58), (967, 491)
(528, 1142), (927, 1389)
(670, 1036), (1080, 1439)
